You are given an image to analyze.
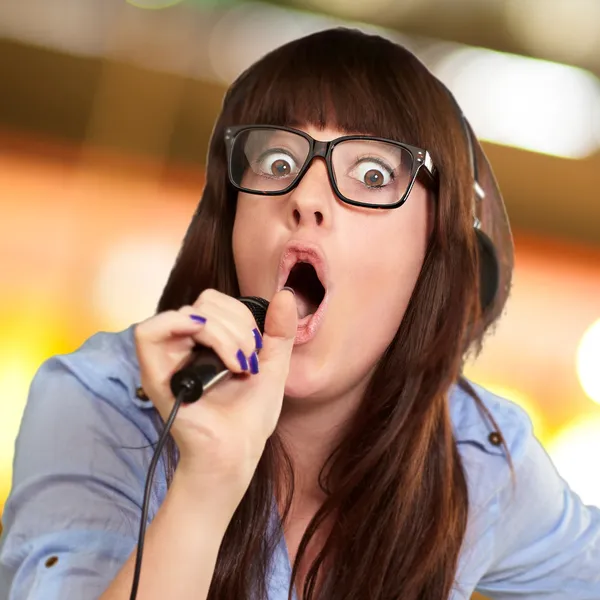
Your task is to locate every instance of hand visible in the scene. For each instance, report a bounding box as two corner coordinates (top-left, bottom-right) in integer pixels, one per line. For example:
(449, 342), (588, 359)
(134, 288), (297, 503)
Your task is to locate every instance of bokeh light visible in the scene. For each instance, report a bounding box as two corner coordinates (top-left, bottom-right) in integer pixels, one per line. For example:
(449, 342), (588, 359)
(126, 0), (238, 7)
(547, 416), (600, 507)
(576, 318), (600, 405)
(127, 0), (185, 7)
(434, 48), (600, 159)
(505, 0), (600, 63)
(92, 238), (179, 330)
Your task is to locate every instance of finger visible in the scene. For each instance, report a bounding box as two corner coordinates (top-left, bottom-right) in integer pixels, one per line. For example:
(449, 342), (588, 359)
(258, 288), (297, 376)
(135, 309), (206, 345)
(193, 289), (259, 330)
(180, 303), (257, 360)
(187, 315), (255, 374)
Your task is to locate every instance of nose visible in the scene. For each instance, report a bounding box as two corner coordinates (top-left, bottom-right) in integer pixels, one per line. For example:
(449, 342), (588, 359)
(287, 158), (333, 229)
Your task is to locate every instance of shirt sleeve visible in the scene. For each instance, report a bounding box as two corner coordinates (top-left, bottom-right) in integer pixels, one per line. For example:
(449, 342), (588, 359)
(0, 358), (163, 600)
(476, 428), (600, 599)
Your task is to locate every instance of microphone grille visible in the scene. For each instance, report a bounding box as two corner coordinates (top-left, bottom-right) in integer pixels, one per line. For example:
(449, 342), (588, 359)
(239, 296), (269, 334)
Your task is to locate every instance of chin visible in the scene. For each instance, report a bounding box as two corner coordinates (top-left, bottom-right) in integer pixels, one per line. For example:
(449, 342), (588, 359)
(283, 352), (329, 401)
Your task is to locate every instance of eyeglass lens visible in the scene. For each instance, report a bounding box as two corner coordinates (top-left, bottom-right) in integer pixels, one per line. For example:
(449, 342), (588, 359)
(230, 128), (415, 206)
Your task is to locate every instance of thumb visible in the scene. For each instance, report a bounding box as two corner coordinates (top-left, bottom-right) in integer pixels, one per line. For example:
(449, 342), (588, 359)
(258, 287), (297, 373)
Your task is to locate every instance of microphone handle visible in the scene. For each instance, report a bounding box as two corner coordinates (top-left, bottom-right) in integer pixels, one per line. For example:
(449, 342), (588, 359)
(169, 296), (269, 404)
(170, 345), (230, 404)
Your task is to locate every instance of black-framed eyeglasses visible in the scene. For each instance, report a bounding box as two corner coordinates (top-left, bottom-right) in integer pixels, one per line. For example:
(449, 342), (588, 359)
(224, 125), (437, 210)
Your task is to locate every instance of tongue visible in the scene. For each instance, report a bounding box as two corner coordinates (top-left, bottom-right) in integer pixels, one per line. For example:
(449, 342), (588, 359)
(294, 290), (314, 319)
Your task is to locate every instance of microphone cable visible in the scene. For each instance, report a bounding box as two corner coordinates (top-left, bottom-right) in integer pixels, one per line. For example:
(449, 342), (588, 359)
(129, 385), (189, 600)
(128, 296), (268, 599)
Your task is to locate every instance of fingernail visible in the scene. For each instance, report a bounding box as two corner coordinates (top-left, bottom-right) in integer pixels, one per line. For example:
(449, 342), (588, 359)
(236, 349), (249, 371)
(249, 352), (259, 374)
(282, 286), (295, 296)
(190, 314), (207, 323)
(252, 328), (263, 350)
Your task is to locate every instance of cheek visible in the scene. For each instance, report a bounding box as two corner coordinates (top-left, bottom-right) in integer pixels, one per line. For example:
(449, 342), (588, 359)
(338, 254), (420, 371)
(232, 196), (280, 296)
(232, 199), (262, 293)
(343, 205), (429, 312)
(331, 202), (430, 369)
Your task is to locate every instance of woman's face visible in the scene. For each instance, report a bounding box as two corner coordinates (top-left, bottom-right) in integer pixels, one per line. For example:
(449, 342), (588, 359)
(232, 124), (432, 402)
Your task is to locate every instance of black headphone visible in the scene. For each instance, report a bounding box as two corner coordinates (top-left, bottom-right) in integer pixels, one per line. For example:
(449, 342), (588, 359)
(447, 93), (501, 313)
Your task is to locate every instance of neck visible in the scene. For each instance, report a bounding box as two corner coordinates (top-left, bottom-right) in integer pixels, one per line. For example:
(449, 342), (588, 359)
(276, 384), (365, 511)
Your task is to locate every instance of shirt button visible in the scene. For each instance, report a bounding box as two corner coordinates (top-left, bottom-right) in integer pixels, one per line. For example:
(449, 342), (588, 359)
(45, 556), (59, 568)
(136, 386), (150, 401)
(488, 431), (503, 446)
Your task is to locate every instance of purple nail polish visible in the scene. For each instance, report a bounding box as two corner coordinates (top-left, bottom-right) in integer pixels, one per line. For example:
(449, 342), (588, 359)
(189, 314), (206, 323)
(236, 349), (249, 371)
(249, 352), (259, 374)
(253, 328), (263, 350)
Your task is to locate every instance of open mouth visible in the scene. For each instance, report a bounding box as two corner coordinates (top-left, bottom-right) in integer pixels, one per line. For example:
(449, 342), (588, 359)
(284, 261), (326, 319)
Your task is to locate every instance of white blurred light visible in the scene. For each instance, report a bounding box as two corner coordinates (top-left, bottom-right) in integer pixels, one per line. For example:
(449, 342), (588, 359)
(505, 0), (600, 63)
(303, 0), (419, 21)
(434, 48), (600, 159)
(93, 239), (178, 328)
(208, 3), (340, 84)
(0, 0), (113, 58)
(127, 0), (184, 7)
(576, 319), (600, 405)
(548, 417), (600, 507)
(208, 2), (412, 85)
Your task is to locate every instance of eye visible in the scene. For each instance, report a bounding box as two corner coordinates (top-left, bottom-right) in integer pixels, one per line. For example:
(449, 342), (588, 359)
(255, 150), (299, 178)
(348, 158), (394, 188)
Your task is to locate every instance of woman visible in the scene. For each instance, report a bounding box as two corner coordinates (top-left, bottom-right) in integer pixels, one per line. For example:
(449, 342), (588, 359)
(1, 28), (598, 600)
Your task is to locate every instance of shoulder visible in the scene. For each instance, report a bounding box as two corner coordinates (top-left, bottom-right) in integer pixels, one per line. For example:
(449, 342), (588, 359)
(449, 378), (534, 460)
(448, 379), (536, 506)
(1, 327), (167, 596)
(9, 325), (165, 518)
(43, 325), (143, 402)
(448, 383), (600, 597)
(21, 325), (157, 445)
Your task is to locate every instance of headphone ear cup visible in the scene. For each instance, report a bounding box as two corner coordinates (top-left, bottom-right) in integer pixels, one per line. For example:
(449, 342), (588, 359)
(475, 228), (500, 313)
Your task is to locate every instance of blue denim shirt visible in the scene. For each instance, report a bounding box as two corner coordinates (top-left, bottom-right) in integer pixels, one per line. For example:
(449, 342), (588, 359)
(1, 326), (599, 600)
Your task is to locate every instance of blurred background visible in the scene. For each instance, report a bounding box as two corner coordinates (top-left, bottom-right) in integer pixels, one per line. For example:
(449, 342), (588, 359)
(1, 0), (599, 596)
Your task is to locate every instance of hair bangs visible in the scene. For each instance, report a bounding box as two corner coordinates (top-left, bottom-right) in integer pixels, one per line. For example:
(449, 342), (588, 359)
(227, 28), (421, 147)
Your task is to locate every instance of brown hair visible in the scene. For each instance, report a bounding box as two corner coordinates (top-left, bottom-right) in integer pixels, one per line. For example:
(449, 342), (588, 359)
(156, 28), (511, 600)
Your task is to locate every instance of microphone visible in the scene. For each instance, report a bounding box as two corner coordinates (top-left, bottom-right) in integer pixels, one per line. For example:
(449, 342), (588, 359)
(169, 296), (269, 404)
